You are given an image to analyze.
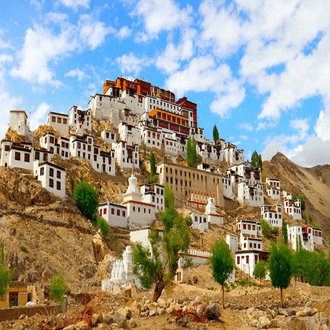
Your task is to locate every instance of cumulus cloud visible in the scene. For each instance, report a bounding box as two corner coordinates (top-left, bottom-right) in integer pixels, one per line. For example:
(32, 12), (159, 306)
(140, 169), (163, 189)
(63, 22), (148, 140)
(57, 0), (89, 11)
(238, 123), (253, 131)
(117, 26), (132, 39)
(65, 69), (88, 82)
(30, 102), (52, 130)
(116, 52), (153, 76)
(131, 0), (193, 40)
(165, 56), (245, 118)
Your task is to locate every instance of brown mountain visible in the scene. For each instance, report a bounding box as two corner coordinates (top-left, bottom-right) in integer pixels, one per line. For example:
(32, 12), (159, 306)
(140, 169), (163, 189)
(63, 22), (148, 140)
(263, 152), (330, 247)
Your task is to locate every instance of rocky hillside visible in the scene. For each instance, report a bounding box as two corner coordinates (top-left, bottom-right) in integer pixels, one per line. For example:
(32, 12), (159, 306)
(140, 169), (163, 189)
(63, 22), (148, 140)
(263, 152), (330, 249)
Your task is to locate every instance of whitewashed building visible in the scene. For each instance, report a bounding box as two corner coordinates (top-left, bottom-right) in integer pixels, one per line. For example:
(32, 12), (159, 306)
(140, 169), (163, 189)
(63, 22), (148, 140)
(226, 234), (238, 252)
(101, 130), (117, 145)
(118, 123), (141, 146)
(9, 110), (33, 140)
(113, 142), (139, 169)
(69, 106), (91, 132)
(98, 202), (127, 228)
(33, 161), (66, 198)
(140, 183), (165, 212)
(284, 198), (302, 220)
(261, 204), (283, 227)
(47, 112), (69, 136)
(141, 126), (163, 150)
(236, 220), (262, 238)
(238, 181), (264, 207)
(235, 250), (269, 278)
(122, 174), (156, 226)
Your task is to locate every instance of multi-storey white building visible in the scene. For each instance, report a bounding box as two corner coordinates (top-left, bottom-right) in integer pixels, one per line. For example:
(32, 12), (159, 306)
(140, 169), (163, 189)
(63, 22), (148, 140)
(235, 250), (269, 278)
(236, 219), (262, 238)
(33, 161), (66, 198)
(9, 110), (33, 140)
(101, 130), (117, 145)
(266, 178), (281, 200)
(238, 181), (264, 206)
(98, 202), (128, 228)
(118, 123), (141, 146)
(47, 112), (69, 136)
(261, 204), (283, 227)
(284, 198), (302, 220)
(287, 224), (322, 251)
(113, 142), (139, 170)
(69, 106), (91, 132)
(224, 142), (244, 165)
(140, 183), (165, 212)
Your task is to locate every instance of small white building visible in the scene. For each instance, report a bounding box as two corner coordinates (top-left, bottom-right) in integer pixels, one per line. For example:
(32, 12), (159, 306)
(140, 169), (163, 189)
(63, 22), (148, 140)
(9, 110), (33, 140)
(191, 213), (209, 232)
(236, 220), (262, 238)
(241, 235), (263, 251)
(122, 174), (156, 226)
(118, 123), (141, 146)
(287, 224), (322, 251)
(101, 130), (117, 145)
(261, 204), (283, 227)
(284, 198), (302, 220)
(140, 183), (165, 212)
(33, 161), (66, 198)
(266, 178), (280, 189)
(238, 181), (264, 207)
(141, 127), (163, 150)
(98, 202), (127, 228)
(235, 250), (269, 278)
(69, 106), (91, 132)
(222, 174), (235, 199)
(47, 112), (69, 136)
(113, 142), (139, 169)
(226, 234), (238, 253)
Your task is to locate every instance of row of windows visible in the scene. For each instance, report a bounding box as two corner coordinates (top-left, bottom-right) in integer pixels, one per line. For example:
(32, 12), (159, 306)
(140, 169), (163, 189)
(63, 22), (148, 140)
(156, 111), (189, 126)
(51, 116), (68, 124)
(237, 255), (259, 264)
(48, 179), (61, 190)
(265, 212), (282, 219)
(132, 206), (151, 214)
(15, 152), (30, 162)
(100, 208), (126, 217)
(243, 242), (261, 249)
(105, 132), (115, 140)
(164, 167), (220, 183)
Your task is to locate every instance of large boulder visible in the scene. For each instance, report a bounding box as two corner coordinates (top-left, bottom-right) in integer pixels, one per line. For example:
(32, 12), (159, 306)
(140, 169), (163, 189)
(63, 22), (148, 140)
(205, 303), (221, 320)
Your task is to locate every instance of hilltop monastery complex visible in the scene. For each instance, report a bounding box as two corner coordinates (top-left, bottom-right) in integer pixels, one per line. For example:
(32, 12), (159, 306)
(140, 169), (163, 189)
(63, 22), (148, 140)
(0, 76), (324, 282)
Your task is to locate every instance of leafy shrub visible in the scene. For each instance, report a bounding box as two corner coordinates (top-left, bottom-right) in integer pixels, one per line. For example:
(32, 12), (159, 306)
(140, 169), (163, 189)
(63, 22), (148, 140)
(20, 246), (29, 253)
(50, 274), (68, 303)
(73, 180), (99, 222)
(97, 217), (109, 237)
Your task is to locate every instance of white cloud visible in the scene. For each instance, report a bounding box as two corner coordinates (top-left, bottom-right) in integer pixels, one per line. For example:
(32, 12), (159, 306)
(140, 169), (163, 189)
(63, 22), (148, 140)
(57, 0), (89, 11)
(30, 102), (52, 130)
(238, 123), (253, 131)
(156, 28), (196, 74)
(116, 52), (153, 76)
(78, 14), (114, 50)
(0, 29), (12, 49)
(165, 56), (245, 118)
(240, 135), (248, 140)
(117, 26), (132, 39)
(314, 108), (330, 141)
(11, 24), (76, 86)
(65, 69), (88, 82)
(131, 0), (193, 40)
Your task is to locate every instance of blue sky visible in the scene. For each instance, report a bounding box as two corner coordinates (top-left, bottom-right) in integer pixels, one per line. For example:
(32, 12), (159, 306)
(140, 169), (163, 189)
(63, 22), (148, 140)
(1, 0), (330, 167)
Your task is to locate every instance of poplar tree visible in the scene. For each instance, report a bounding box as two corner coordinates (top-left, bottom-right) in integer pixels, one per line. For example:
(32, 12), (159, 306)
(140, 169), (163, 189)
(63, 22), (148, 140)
(268, 243), (293, 307)
(282, 219), (288, 245)
(210, 239), (235, 309)
(213, 125), (219, 144)
(186, 137), (192, 166)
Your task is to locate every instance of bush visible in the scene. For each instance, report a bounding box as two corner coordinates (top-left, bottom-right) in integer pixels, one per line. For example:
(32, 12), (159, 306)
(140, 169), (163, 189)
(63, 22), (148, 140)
(261, 220), (278, 238)
(20, 246), (28, 253)
(73, 180), (100, 222)
(97, 217), (109, 237)
(50, 274), (68, 303)
(149, 174), (158, 184)
(254, 260), (267, 283)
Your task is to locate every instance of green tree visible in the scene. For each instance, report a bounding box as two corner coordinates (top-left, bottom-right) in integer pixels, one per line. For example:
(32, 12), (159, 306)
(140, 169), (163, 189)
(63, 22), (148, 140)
(50, 274), (68, 304)
(292, 195), (305, 211)
(150, 151), (156, 177)
(213, 125), (219, 144)
(251, 150), (263, 172)
(282, 219), (288, 245)
(308, 214), (314, 225)
(0, 243), (12, 300)
(254, 260), (267, 285)
(73, 180), (100, 222)
(132, 186), (191, 302)
(164, 184), (174, 209)
(210, 239), (235, 309)
(268, 243), (293, 307)
(261, 219), (273, 238)
(186, 137), (197, 167)
(97, 217), (109, 237)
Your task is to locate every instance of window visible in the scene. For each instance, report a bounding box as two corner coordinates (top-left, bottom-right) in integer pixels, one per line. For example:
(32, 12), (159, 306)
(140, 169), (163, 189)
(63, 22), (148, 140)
(237, 256), (240, 264)
(57, 170), (61, 179)
(5, 145), (10, 151)
(246, 256), (249, 263)
(49, 168), (54, 177)
(49, 178), (54, 188)
(100, 209), (102, 216)
(104, 208), (107, 215)
(57, 117), (62, 123)
(15, 152), (20, 161)
(117, 209), (120, 216)
(111, 208), (115, 215)
(56, 181), (61, 190)
(24, 153), (30, 162)
(63, 118), (67, 124)
(122, 211), (126, 217)
(52, 116), (56, 122)
(40, 167), (44, 176)
(35, 151), (40, 160)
